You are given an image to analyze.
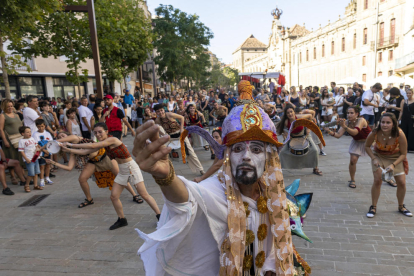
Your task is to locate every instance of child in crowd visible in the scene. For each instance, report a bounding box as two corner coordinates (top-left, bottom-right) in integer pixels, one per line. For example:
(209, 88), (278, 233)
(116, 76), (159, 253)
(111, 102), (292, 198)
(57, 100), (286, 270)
(18, 126), (43, 192)
(32, 119), (53, 187)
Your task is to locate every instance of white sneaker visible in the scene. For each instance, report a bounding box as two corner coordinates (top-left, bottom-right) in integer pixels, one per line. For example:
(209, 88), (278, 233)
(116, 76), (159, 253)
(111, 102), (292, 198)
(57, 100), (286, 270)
(39, 179), (45, 187)
(319, 150), (327, 156)
(46, 178), (53, 185)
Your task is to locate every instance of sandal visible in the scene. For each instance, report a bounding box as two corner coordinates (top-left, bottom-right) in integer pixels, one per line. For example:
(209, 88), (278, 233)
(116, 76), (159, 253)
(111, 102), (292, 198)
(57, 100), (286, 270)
(78, 198), (94, 208)
(204, 145), (210, 151)
(313, 168), (323, 176)
(11, 178), (19, 185)
(24, 186), (31, 193)
(367, 205), (376, 218)
(399, 204), (413, 217)
(33, 186), (43, 190)
(387, 179), (397, 187)
(133, 195), (144, 204)
(348, 181), (356, 189)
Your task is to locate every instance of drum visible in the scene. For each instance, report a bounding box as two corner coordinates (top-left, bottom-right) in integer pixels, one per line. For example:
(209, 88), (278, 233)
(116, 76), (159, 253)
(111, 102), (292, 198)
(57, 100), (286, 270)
(46, 141), (62, 154)
(288, 137), (310, 155)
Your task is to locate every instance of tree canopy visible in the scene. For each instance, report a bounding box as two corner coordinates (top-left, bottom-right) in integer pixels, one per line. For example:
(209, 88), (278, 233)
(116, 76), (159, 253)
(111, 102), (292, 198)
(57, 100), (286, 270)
(153, 5), (213, 88)
(0, 0), (62, 98)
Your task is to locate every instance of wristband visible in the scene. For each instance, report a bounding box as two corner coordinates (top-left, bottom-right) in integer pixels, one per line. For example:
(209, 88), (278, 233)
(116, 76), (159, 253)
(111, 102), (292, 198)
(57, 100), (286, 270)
(152, 159), (175, 186)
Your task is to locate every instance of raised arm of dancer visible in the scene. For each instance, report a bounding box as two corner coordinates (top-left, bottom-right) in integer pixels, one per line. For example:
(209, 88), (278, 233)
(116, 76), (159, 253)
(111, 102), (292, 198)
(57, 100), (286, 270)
(68, 137), (119, 149)
(133, 121), (188, 203)
(61, 146), (99, 155)
(194, 158), (224, 183)
(58, 135), (82, 143)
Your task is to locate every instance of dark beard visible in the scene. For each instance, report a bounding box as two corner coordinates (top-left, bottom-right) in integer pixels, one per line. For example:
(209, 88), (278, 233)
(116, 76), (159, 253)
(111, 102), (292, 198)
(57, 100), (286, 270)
(234, 164), (258, 186)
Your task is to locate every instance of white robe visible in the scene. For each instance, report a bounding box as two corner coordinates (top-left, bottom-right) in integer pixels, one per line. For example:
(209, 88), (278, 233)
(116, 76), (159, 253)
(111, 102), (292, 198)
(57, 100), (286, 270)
(136, 175), (277, 276)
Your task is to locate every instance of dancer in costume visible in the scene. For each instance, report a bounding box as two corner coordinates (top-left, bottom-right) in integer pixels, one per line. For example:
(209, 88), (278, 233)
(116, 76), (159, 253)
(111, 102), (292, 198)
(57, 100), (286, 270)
(365, 113), (411, 218)
(153, 104), (204, 175)
(133, 80), (313, 276)
(193, 128), (224, 183)
(323, 106), (371, 188)
(277, 104), (324, 176)
(49, 132), (144, 207)
(401, 88), (414, 152)
(64, 123), (161, 230)
(184, 104), (208, 150)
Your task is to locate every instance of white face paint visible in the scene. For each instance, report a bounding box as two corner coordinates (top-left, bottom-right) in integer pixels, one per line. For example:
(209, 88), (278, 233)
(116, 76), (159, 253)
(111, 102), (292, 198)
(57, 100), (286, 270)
(230, 141), (266, 185)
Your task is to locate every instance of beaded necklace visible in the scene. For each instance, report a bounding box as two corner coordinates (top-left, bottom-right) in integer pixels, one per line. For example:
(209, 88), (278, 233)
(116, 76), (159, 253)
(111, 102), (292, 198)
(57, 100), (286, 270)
(242, 184), (268, 276)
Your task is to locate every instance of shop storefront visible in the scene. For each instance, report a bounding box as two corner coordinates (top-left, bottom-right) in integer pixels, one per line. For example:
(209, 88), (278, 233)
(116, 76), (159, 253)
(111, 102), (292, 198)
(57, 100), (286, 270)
(0, 76), (46, 99)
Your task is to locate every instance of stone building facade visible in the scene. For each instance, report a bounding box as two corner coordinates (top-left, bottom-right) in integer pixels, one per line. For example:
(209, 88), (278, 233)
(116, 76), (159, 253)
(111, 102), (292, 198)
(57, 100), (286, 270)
(233, 0), (414, 88)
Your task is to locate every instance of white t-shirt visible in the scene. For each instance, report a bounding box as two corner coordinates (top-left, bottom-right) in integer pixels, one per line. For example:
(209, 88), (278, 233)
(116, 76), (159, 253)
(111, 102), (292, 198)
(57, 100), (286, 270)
(334, 95), (344, 114)
(32, 131), (53, 144)
(78, 105), (94, 131)
(18, 137), (37, 160)
(400, 89), (408, 101)
(380, 94), (390, 107)
(361, 89), (375, 116)
(23, 107), (40, 133)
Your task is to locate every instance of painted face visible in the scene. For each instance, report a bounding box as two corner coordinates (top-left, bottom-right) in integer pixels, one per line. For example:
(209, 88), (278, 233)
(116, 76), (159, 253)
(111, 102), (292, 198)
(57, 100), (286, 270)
(230, 141), (266, 186)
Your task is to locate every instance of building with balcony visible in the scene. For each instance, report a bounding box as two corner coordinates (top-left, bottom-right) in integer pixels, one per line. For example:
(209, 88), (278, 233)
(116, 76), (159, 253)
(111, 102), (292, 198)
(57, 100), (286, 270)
(232, 0), (411, 88)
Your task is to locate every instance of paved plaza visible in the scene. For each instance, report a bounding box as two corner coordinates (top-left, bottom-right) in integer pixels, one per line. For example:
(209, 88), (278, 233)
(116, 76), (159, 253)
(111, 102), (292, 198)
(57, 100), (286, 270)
(0, 134), (413, 276)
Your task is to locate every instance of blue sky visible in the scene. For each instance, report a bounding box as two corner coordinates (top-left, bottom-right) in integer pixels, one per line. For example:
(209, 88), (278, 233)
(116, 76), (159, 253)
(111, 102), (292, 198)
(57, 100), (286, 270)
(148, 0), (352, 63)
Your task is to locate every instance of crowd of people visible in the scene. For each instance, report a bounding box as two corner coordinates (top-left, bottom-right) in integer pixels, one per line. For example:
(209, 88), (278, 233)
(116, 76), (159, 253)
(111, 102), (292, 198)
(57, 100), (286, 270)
(0, 79), (413, 275)
(0, 80), (412, 222)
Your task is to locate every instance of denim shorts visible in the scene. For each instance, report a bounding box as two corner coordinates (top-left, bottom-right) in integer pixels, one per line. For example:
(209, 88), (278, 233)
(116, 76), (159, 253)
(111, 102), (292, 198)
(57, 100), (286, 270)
(38, 154), (51, 166)
(362, 114), (375, 125)
(137, 118), (143, 125)
(25, 160), (40, 176)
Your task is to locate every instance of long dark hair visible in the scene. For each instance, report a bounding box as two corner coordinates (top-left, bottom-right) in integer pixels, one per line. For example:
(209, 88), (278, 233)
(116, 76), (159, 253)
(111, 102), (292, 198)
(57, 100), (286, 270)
(347, 106), (361, 117)
(374, 112), (399, 138)
(92, 103), (103, 120)
(321, 88), (329, 100)
(276, 104), (295, 135)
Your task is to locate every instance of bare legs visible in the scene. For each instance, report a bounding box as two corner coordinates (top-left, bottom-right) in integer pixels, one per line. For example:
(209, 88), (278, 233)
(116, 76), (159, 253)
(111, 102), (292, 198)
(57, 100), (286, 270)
(7, 160), (26, 182)
(78, 163), (96, 201)
(371, 168), (383, 207)
(134, 181), (160, 214)
(349, 154), (359, 182)
(110, 183), (126, 218)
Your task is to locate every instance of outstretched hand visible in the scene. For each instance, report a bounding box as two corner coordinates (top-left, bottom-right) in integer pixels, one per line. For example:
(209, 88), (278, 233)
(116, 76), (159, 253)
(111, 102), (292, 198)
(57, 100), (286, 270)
(133, 121), (172, 178)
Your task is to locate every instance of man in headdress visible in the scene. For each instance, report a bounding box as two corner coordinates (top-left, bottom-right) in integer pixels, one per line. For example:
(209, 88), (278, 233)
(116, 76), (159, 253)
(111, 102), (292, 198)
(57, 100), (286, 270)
(133, 80), (311, 276)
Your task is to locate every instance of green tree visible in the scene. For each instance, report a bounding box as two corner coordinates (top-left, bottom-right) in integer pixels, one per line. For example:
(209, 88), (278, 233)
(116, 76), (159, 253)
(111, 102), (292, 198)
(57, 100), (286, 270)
(223, 67), (239, 90)
(11, 0), (91, 96)
(95, 0), (153, 92)
(153, 5), (213, 89)
(0, 0), (62, 99)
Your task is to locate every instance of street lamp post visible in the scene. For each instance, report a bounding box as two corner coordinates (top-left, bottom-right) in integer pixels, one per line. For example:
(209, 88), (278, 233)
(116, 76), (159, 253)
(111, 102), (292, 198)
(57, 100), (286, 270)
(65, 0), (104, 98)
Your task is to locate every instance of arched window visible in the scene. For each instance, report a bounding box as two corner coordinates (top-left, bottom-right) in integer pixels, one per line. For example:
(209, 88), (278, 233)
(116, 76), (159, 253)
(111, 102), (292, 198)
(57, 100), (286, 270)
(342, 37), (345, 52)
(322, 44), (325, 57)
(364, 0), (368, 9)
(379, 22), (384, 46)
(313, 47), (316, 59)
(331, 41), (335, 55)
(306, 50), (309, 61)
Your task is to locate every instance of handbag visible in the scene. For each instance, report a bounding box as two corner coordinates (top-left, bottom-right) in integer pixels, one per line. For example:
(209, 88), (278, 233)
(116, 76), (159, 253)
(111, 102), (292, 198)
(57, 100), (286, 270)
(6, 132), (23, 149)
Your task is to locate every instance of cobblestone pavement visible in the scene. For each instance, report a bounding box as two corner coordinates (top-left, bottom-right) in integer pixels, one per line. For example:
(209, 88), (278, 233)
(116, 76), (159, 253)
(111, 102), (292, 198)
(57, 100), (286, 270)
(0, 134), (413, 276)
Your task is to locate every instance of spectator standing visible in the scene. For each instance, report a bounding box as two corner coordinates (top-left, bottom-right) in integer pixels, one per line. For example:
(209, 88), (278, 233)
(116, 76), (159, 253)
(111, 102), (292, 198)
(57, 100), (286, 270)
(0, 99), (24, 168)
(334, 87), (345, 117)
(124, 90), (134, 105)
(18, 126), (42, 192)
(23, 95), (42, 133)
(100, 94), (135, 139)
(66, 108), (82, 136)
(78, 97), (94, 139)
(63, 100), (72, 125)
(269, 79), (275, 95)
(32, 119), (54, 186)
(56, 97), (63, 108)
(361, 83), (382, 127)
(40, 102), (58, 138)
(399, 84), (408, 101)
(15, 102), (24, 121)
(87, 94), (96, 111)
(218, 89), (226, 102)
